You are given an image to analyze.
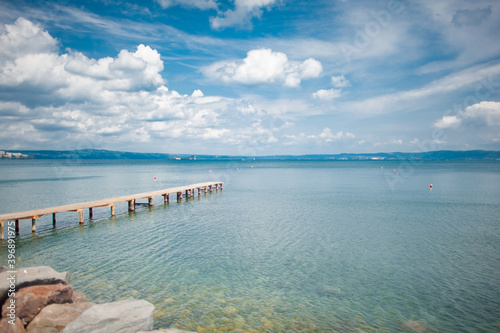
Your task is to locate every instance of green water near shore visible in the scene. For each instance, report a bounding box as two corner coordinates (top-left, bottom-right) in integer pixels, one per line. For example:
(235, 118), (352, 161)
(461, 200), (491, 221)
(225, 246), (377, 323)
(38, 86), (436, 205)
(1, 160), (500, 332)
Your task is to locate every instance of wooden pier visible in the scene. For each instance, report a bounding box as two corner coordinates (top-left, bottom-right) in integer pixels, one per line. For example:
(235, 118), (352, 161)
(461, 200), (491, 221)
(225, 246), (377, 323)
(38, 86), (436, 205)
(0, 182), (223, 240)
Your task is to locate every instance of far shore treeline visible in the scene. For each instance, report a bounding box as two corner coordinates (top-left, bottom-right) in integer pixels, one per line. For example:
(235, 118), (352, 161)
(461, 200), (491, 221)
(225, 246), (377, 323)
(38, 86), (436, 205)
(1, 149), (500, 161)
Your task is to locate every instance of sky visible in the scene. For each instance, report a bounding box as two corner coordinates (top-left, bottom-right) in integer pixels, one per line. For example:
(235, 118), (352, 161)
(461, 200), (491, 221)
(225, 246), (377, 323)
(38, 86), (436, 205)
(0, 0), (499, 155)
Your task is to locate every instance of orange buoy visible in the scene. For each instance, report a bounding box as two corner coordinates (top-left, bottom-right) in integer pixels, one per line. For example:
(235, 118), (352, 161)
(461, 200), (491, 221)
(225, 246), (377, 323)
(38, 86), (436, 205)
(154, 177), (156, 180)
(430, 184), (433, 189)
(396, 172), (399, 175)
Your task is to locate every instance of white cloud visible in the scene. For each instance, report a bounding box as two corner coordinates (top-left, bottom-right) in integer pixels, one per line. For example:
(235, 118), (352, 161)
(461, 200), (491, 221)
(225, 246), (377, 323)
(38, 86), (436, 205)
(346, 62), (500, 115)
(434, 115), (462, 129)
(319, 128), (355, 142)
(210, 0), (276, 30)
(434, 101), (500, 129)
(203, 48), (322, 87)
(331, 75), (350, 88)
(312, 89), (341, 100)
(0, 17), (58, 64)
(156, 0), (217, 10)
(285, 128), (355, 145)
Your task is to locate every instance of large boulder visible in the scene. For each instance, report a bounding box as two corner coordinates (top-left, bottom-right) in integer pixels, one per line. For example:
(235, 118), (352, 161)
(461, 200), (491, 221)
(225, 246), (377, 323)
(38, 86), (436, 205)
(61, 299), (154, 333)
(26, 303), (95, 333)
(0, 267), (70, 305)
(2, 284), (73, 326)
(70, 291), (87, 304)
(0, 317), (26, 333)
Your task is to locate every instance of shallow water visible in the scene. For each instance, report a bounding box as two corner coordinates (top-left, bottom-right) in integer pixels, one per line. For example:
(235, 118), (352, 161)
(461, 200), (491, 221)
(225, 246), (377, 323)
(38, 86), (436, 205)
(1, 160), (499, 332)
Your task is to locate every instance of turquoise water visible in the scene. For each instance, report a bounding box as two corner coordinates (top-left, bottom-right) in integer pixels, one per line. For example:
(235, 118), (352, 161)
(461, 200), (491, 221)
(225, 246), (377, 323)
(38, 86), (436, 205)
(1, 160), (500, 332)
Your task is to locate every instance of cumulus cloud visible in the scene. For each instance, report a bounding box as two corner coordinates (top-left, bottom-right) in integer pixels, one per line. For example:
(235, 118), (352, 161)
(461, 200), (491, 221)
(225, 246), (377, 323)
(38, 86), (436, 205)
(210, 0), (276, 30)
(0, 18), (166, 107)
(433, 101), (500, 129)
(312, 89), (341, 100)
(156, 0), (217, 10)
(203, 48), (322, 87)
(331, 75), (350, 88)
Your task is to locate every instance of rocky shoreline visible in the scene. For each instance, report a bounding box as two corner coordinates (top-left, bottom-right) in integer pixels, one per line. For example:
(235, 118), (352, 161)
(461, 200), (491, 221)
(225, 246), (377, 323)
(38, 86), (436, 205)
(0, 266), (194, 333)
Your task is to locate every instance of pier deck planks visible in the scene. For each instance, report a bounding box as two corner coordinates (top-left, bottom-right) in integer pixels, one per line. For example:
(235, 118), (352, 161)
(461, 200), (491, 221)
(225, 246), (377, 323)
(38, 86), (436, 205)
(0, 182), (222, 239)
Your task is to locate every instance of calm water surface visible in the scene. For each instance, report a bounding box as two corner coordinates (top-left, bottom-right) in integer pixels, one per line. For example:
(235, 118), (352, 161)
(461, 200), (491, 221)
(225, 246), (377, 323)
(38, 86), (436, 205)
(1, 159), (499, 332)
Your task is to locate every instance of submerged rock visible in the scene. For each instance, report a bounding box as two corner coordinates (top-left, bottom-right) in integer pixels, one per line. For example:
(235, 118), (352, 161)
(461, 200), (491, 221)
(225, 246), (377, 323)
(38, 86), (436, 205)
(26, 302), (95, 333)
(61, 299), (154, 333)
(2, 284), (73, 326)
(403, 320), (426, 332)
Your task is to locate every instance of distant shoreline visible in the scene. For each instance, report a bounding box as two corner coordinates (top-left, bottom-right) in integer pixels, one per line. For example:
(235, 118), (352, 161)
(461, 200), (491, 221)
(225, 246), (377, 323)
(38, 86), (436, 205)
(0, 149), (500, 161)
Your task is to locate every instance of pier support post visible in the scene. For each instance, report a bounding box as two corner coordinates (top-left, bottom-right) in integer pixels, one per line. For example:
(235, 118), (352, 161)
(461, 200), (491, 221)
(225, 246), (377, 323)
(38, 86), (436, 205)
(32, 216), (37, 233)
(128, 200), (135, 212)
(148, 197), (154, 206)
(0, 221), (3, 240)
(77, 209), (84, 224)
(52, 214), (56, 227)
(197, 188), (201, 196)
(89, 208), (93, 219)
(209, 185), (213, 193)
(177, 192), (182, 200)
(163, 194), (169, 204)
(16, 219), (20, 234)
(220, 183), (223, 190)
(110, 204), (115, 216)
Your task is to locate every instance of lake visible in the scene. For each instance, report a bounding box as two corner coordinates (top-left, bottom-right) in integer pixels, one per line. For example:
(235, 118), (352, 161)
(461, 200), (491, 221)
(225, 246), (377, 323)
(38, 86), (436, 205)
(1, 159), (499, 332)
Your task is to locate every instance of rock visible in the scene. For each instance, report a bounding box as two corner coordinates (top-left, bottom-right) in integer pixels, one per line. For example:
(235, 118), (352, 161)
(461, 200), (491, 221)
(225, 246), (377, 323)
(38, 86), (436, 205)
(2, 284), (73, 326)
(0, 316), (26, 333)
(61, 299), (154, 333)
(0, 267), (70, 305)
(137, 328), (196, 333)
(70, 291), (87, 304)
(26, 303), (95, 333)
(403, 320), (425, 332)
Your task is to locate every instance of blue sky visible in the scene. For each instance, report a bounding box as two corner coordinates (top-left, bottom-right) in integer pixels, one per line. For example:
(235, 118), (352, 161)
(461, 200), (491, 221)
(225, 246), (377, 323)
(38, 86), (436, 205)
(0, 0), (499, 155)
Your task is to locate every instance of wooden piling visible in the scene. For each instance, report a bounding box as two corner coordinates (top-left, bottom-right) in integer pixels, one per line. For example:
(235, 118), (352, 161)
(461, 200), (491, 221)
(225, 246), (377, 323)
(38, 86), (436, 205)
(163, 194), (169, 204)
(148, 197), (154, 206)
(89, 207), (93, 219)
(0, 221), (3, 240)
(128, 200), (135, 212)
(177, 192), (182, 200)
(52, 214), (56, 227)
(16, 219), (20, 234)
(110, 204), (115, 216)
(32, 216), (37, 233)
(77, 209), (84, 224)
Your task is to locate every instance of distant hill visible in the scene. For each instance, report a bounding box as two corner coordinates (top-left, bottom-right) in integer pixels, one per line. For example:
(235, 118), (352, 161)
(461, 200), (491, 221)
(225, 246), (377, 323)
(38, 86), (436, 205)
(3, 149), (500, 161)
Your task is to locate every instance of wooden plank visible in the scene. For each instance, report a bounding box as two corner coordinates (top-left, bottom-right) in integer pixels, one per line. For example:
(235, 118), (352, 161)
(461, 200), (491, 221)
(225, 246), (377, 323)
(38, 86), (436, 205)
(0, 182), (222, 222)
